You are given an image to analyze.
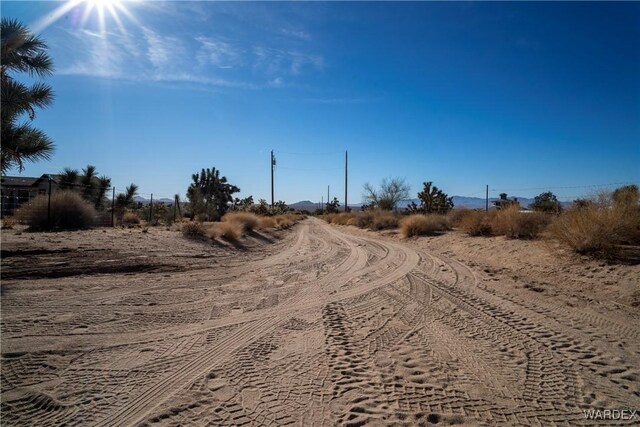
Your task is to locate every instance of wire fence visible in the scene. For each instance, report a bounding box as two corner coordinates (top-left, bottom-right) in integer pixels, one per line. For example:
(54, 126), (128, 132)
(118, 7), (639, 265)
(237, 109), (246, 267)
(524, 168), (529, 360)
(1, 177), (637, 225)
(1, 182), (181, 227)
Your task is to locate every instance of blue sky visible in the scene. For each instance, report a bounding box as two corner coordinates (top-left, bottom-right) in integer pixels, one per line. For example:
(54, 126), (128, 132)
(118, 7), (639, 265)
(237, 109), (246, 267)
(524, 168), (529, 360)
(3, 1), (639, 203)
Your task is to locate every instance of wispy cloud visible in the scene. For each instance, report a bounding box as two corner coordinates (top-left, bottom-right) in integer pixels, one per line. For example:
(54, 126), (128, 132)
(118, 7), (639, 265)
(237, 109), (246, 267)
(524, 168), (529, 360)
(303, 97), (373, 105)
(57, 28), (256, 89)
(253, 46), (324, 76)
(53, 5), (325, 91)
(280, 28), (311, 41)
(196, 36), (242, 69)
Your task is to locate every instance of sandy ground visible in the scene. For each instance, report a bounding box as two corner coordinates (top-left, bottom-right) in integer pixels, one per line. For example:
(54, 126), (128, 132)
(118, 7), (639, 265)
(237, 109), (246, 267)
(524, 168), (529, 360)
(1, 218), (639, 426)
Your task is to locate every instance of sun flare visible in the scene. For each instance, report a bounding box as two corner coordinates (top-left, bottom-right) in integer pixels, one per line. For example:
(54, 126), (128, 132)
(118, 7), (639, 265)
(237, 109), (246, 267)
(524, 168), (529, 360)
(31, 0), (139, 34)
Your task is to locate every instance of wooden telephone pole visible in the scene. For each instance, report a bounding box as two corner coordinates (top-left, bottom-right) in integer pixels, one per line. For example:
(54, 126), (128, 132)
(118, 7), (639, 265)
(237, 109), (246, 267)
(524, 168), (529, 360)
(344, 150), (348, 212)
(271, 150), (275, 207)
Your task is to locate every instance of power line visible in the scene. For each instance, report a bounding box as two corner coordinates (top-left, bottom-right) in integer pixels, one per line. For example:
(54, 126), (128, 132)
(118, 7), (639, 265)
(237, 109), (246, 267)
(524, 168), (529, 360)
(275, 150), (344, 156)
(277, 166), (343, 172)
(490, 181), (638, 192)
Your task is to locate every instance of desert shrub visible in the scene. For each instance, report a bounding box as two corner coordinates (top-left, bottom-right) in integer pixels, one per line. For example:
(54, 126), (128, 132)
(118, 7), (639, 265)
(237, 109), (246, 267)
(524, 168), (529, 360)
(273, 215), (294, 229)
(122, 211), (140, 225)
(346, 217), (358, 226)
(222, 212), (261, 232)
(491, 205), (549, 239)
(400, 214), (449, 238)
(549, 199), (640, 259)
(1, 216), (16, 229)
(323, 213), (337, 224)
(369, 210), (399, 230)
(330, 212), (355, 225)
(447, 208), (474, 228)
(354, 212), (374, 229)
(16, 191), (96, 230)
(259, 216), (278, 229)
(459, 211), (494, 236)
(209, 221), (242, 242)
(182, 221), (207, 240)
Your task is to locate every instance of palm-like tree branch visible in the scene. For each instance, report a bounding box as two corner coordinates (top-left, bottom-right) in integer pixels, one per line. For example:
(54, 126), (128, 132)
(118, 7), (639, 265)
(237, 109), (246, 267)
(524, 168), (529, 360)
(1, 17), (55, 174)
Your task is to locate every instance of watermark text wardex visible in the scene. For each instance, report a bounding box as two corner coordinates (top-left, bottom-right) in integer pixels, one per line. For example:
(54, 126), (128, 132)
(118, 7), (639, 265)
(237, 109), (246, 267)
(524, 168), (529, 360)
(583, 409), (638, 421)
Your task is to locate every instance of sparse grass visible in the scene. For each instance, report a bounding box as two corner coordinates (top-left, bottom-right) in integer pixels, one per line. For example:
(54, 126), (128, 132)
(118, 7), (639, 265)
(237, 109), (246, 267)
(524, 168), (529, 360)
(16, 191), (96, 231)
(491, 206), (549, 239)
(400, 214), (449, 238)
(222, 212), (261, 232)
(549, 200), (640, 260)
(459, 211), (494, 236)
(208, 221), (243, 242)
(181, 222), (207, 240)
(122, 212), (140, 226)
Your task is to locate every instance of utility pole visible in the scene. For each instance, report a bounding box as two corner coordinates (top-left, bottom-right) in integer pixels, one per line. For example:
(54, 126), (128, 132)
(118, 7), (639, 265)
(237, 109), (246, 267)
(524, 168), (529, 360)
(485, 185), (489, 212)
(321, 195), (323, 212)
(111, 187), (115, 226)
(47, 175), (52, 227)
(344, 150), (348, 212)
(150, 193), (153, 222)
(270, 150), (275, 208)
(327, 185), (330, 210)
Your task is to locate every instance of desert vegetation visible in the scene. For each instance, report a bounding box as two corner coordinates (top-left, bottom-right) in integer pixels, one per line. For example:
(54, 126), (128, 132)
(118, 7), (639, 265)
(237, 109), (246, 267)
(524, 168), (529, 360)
(187, 167), (240, 221)
(400, 214), (450, 238)
(15, 190), (97, 230)
(323, 185), (640, 263)
(1, 18), (55, 174)
(362, 177), (410, 210)
(549, 185), (640, 260)
(182, 212), (304, 244)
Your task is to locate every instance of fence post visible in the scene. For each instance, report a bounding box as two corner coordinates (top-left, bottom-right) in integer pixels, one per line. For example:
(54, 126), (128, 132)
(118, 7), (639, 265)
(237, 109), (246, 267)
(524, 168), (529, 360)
(47, 175), (52, 226)
(111, 187), (115, 227)
(149, 193), (153, 223)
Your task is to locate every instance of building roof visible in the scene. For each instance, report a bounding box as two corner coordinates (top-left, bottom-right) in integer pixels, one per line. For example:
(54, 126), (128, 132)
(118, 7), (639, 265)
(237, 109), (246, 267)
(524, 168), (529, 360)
(1, 174), (55, 187)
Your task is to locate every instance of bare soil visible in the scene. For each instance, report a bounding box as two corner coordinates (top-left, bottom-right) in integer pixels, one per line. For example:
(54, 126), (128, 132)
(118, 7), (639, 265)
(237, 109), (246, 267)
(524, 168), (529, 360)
(1, 218), (639, 426)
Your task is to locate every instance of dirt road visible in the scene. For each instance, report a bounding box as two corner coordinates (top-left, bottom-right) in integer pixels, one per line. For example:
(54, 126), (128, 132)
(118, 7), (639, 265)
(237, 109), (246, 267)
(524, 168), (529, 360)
(1, 218), (639, 426)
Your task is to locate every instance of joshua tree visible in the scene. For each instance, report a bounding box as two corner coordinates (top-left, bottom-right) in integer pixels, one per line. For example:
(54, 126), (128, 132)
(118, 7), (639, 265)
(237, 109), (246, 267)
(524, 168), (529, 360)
(187, 167), (240, 220)
(115, 183), (138, 219)
(58, 167), (79, 190)
(417, 181), (454, 214)
(326, 197), (340, 213)
(1, 18), (55, 174)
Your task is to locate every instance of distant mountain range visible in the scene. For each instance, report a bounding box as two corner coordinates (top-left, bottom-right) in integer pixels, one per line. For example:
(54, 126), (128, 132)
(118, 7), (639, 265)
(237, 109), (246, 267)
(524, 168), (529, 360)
(133, 196), (174, 205)
(290, 196), (571, 211)
(131, 196), (570, 210)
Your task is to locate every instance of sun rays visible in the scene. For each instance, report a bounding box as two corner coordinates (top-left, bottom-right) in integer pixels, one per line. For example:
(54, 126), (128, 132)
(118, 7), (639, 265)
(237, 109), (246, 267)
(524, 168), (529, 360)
(31, 0), (141, 35)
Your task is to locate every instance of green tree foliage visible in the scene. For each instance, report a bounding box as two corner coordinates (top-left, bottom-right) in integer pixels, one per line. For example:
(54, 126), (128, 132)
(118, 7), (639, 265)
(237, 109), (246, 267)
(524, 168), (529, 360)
(114, 183), (138, 219)
(251, 199), (270, 216)
(272, 200), (289, 215)
(58, 167), (79, 190)
(530, 191), (562, 213)
(233, 195), (254, 211)
(187, 167), (240, 221)
(493, 193), (520, 210)
(1, 18), (55, 174)
(56, 164), (111, 209)
(326, 197), (340, 213)
(363, 177), (410, 211)
(80, 164), (96, 200)
(416, 181), (454, 214)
